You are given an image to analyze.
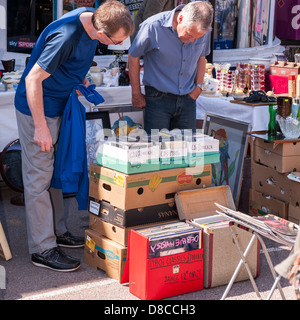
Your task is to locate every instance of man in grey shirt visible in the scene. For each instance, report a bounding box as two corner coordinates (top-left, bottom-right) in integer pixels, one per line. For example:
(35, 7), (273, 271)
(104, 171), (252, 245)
(128, 1), (213, 134)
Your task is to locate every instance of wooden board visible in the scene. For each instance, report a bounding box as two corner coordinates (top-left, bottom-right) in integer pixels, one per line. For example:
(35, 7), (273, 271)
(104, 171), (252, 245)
(248, 131), (300, 144)
(0, 222), (12, 261)
(175, 185), (236, 221)
(230, 100), (277, 106)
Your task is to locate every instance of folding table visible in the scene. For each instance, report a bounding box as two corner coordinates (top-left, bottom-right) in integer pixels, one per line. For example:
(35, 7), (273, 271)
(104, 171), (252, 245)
(215, 203), (299, 300)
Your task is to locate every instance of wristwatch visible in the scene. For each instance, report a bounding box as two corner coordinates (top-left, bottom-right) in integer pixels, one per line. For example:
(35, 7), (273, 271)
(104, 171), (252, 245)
(195, 83), (203, 90)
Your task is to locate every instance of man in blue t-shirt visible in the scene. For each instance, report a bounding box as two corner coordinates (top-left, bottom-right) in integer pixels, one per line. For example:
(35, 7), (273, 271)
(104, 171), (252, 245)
(14, 0), (134, 272)
(128, 1), (213, 134)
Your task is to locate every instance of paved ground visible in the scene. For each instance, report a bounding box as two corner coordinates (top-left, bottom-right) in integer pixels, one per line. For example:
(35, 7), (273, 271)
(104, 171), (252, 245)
(0, 183), (297, 303)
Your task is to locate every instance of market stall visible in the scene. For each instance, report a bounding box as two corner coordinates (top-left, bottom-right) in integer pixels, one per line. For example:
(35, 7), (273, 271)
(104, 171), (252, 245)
(1, 0), (300, 302)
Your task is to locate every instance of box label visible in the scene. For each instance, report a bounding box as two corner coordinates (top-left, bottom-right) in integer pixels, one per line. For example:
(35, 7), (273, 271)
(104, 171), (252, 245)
(149, 250), (203, 270)
(148, 173), (162, 191)
(86, 235), (95, 252)
(89, 200), (100, 215)
(113, 173), (124, 187)
(177, 171), (193, 185)
(173, 265), (180, 274)
(148, 232), (201, 259)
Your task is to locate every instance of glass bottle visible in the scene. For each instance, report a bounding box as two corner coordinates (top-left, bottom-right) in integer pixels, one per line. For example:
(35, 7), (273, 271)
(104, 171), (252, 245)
(297, 99), (300, 119)
(268, 104), (277, 136)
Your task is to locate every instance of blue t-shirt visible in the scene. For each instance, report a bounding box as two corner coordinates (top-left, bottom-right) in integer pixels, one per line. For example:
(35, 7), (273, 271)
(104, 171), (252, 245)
(15, 7), (98, 117)
(129, 5), (211, 95)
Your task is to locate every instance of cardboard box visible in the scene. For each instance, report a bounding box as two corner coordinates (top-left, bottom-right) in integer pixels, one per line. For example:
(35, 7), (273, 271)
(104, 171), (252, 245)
(253, 136), (300, 157)
(98, 140), (160, 164)
(97, 154), (160, 174)
(159, 158), (188, 170)
(159, 136), (220, 170)
(88, 199), (178, 227)
(185, 135), (220, 167)
(160, 139), (187, 159)
(88, 214), (177, 246)
(158, 152), (220, 170)
(186, 152), (220, 167)
(252, 137), (300, 173)
(270, 61), (300, 77)
(129, 221), (204, 300)
(249, 188), (289, 219)
(175, 186), (260, 288)
(251, 161), (291, 203)
(288, 172), (300, 207)
(96, 140), (160, 174)
(185, 135), (219, 154)
(84, 229), (127, 282)
(89, 164), (211, 210)
(288, 204), (300, 225)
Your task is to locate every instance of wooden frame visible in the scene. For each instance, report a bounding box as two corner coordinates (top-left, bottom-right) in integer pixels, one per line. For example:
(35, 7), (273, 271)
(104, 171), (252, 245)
(203, 113), (250, 207)
(0, 222), (12, 261)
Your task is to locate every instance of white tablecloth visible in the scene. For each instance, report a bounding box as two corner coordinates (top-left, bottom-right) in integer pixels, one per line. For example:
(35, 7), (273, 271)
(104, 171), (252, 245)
(0, 91), (19, 151)
(196, 93), (269, 132)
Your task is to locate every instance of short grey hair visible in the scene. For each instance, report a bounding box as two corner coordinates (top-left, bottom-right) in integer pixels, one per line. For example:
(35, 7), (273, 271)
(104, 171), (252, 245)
(180, 1), (214, 32)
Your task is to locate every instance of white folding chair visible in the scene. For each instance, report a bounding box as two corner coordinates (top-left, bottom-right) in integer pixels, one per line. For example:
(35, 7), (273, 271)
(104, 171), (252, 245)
(215, 203), (299, 300)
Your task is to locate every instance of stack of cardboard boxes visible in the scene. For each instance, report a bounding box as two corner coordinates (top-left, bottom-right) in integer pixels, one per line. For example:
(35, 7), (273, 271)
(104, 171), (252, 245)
(249, 135), (300, 225)
(83, 132), (262, 300)
(84, 133), (220, 283)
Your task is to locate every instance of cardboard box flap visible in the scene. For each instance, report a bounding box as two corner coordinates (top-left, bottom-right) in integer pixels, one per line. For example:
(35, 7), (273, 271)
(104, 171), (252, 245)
(175, 186), (235, 220)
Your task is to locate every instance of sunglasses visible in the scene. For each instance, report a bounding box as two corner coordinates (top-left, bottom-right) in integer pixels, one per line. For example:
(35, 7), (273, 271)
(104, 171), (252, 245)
(105, 32), (123, 45)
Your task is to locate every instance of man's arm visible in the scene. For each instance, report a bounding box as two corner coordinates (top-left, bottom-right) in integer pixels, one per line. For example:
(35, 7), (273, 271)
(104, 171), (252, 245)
(128, 53), (146, 108)
(189, 55), (206, 100)
(25, 63), (52, 152)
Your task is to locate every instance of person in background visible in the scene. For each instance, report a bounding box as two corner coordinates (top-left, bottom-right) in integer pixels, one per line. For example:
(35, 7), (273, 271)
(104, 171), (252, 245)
(131, 0), (192, 41)
(128, 1), (213, 134)
(14, 0), (134, 272)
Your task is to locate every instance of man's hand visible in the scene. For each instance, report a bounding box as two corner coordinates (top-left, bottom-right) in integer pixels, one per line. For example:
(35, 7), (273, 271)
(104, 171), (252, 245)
(77, 77), (90, 96)
(82, 76), (90, 87)
(132, 91), (146, 109)
(34, 123), (53, 153)
(189, 85), (202, 100)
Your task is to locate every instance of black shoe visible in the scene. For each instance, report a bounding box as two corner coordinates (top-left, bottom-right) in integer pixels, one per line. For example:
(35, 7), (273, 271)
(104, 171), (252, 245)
(31, 247), (80, 272)
(56, 231), (85, 248)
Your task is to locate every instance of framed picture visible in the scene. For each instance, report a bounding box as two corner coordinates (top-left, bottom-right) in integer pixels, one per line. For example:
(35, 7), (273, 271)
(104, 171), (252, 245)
(203, 113), (251, 206)
(109, 110), (144, 136)
(86, 111), (111, 169)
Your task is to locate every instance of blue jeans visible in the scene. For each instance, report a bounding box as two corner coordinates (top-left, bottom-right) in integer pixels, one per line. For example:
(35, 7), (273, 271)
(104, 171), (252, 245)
(144, 86), (196, 134)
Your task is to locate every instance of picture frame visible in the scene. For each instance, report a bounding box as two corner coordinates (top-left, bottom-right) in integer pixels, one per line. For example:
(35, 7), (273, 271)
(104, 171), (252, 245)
(203, 113), (251, 207)
(86, 111), (111, 170)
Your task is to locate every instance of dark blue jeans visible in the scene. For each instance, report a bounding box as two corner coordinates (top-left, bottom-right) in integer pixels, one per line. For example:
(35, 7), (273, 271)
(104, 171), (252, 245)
(144, 86), (196, 135)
